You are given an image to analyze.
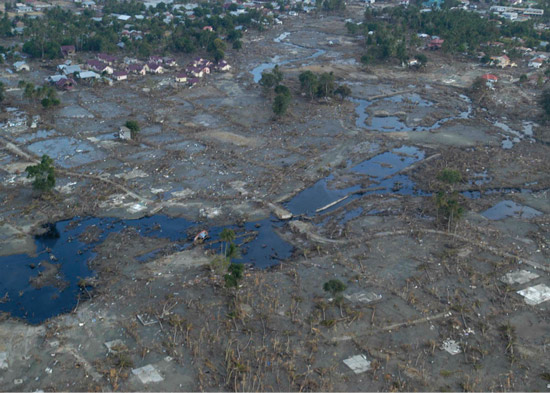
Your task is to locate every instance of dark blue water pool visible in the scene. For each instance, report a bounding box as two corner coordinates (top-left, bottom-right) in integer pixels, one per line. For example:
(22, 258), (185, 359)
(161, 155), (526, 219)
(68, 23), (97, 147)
(0, 215), (293, 324)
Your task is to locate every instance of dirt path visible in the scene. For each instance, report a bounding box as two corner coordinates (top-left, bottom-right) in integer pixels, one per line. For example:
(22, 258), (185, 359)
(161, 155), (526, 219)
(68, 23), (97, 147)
(0, 135), (154, 205)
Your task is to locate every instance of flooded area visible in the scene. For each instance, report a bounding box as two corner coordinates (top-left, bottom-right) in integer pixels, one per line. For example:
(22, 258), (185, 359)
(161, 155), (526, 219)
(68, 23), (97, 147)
(481, 200), (543, 220)
(285, 146), (426, 216)
(0, 215), (293, 324)
(0, 9), (549, 393)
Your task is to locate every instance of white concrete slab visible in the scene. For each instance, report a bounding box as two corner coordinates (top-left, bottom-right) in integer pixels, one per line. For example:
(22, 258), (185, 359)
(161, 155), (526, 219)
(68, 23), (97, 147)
(345, 292), (382, 303)
(343, 354), (371, 374)
(0, 352), (7, 370)
(441, 339), (461, 355)
(104, 339), (125, 354)
(131, 364), (164, 384)
(517, 284), (550, 305)
(501, 270), (539, 285)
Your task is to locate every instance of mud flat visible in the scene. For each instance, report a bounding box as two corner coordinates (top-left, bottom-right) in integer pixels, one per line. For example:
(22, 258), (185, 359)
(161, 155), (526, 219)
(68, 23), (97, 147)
(0, 7), (549, 392)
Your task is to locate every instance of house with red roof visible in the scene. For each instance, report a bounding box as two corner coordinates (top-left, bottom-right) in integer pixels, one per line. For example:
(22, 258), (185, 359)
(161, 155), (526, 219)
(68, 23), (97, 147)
(428, 38), (444, 50)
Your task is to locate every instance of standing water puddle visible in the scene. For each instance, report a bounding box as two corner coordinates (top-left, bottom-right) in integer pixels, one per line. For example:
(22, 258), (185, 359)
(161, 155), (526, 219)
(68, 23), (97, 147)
(251, 33), (326, 83)
(0, 215), (292, 324)
(481, 200), (543, 220)
(285, 146), (427, 216)
(350, 94), (472, 132)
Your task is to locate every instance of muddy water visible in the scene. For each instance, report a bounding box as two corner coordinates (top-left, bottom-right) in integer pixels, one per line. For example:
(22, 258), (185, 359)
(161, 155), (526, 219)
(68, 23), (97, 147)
(251, 33), (326, 83)
(481, 200), (543, 220)
(285, 146), (427, 216)
(0, 216), (292, 324)
(351, 94), (472, 132)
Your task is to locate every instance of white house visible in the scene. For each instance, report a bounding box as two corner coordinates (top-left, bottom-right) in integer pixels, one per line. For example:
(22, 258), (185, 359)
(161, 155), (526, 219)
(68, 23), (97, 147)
(13, 61), (30, 72)
(78, 71), (100, 79)
(112, 70), (128, 81)
(175, 73), (187, 83)
(528, 57), (544, 68)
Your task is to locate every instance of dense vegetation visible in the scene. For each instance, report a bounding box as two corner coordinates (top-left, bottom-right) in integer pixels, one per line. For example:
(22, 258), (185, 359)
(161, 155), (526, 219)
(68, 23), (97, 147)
(1, 2), (269, 60)
(351, 2), (550, 65)
(25, 155), (56, 192)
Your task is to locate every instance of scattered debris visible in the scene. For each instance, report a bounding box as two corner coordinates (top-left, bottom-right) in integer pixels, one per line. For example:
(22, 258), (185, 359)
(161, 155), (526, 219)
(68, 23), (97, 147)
(441, 339), (461, 355)
(268, 202), (293, 220)
(344, 291), (382, 303)
(517, 284), (550, 305)
(193, 230), (209, 244)
(104, 339), (126, 354)
(0, 352), (7, 370)
(137, 313), (158, 326)
(131, 364), (164, 384)
(128, 203), (146, 214)
(343, 354), (371, 374)
(500, 270), (539, 285)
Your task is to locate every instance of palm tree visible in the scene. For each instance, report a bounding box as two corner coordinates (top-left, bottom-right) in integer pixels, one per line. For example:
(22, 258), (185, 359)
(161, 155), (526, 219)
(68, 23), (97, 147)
(219, 228), (236, 259)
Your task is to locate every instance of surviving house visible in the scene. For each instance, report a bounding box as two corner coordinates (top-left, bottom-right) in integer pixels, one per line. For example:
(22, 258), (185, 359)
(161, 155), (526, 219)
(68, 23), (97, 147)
(97, 53), (117, 65)
(428, 38), (444, 50)
(118, 126), (132, 140)
(112, 70), (128, 81)
(87, 60), (114, 74)
(13, 61), (30, 72)
(60, 64), (82, 76)
(78, 71), (101, 80)
(490, 54), (514, 68)
(147, 62), (164, 74)
(128, 63), (147, 75)
(55, 78), (76, 91)
(481, 73), (499, 87)
(528, 57), (545, 68)
(216, 60), (231, 71)
(175, 73), (188, 83)
(61, 45), (76, 57)
(164, 58), (178, 67)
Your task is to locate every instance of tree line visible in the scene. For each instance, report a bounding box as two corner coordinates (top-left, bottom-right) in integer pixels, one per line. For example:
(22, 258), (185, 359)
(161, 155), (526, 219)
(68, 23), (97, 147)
(1, 4), (269, 60)
(349, 4), (550, 65)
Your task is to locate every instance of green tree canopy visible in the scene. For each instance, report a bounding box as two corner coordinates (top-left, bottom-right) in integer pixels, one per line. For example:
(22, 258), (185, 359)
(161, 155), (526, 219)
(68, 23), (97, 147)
(26, 155), (56, 192)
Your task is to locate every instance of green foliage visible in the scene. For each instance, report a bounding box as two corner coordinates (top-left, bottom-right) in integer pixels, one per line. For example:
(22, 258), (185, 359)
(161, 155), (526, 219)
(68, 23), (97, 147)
(20, 82), (60, 109)
(271, 65), (283, 85)
(541, 89), (550, 120)
(232, 39), (242, 50)
(334, 84), (351, 101)
(346, 22), (359, 35)
(25, 155), (56, 192)
(323, 279), (347, 297)
(299, 70), (319, 99)
(519, 74), (528, 83)
(0, 81), (4, 103)
(273, 93), (291, 117)
(415, 53), (428, 66)
(470, 76), (488, 97)
(14, 4), (264, 61)
(214, 48), (225, 62)
(274, 84), (290, 97)
(437, 168), (462, 184)
(210, 254), (230, 275)
(317, 0), (346, 12)
(434, 190), (464, 231)
(224, 263), (244, 288)
(317, 72), (335, 97)
(125, 120), (140, 138)
(259, 71), (277, 90)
